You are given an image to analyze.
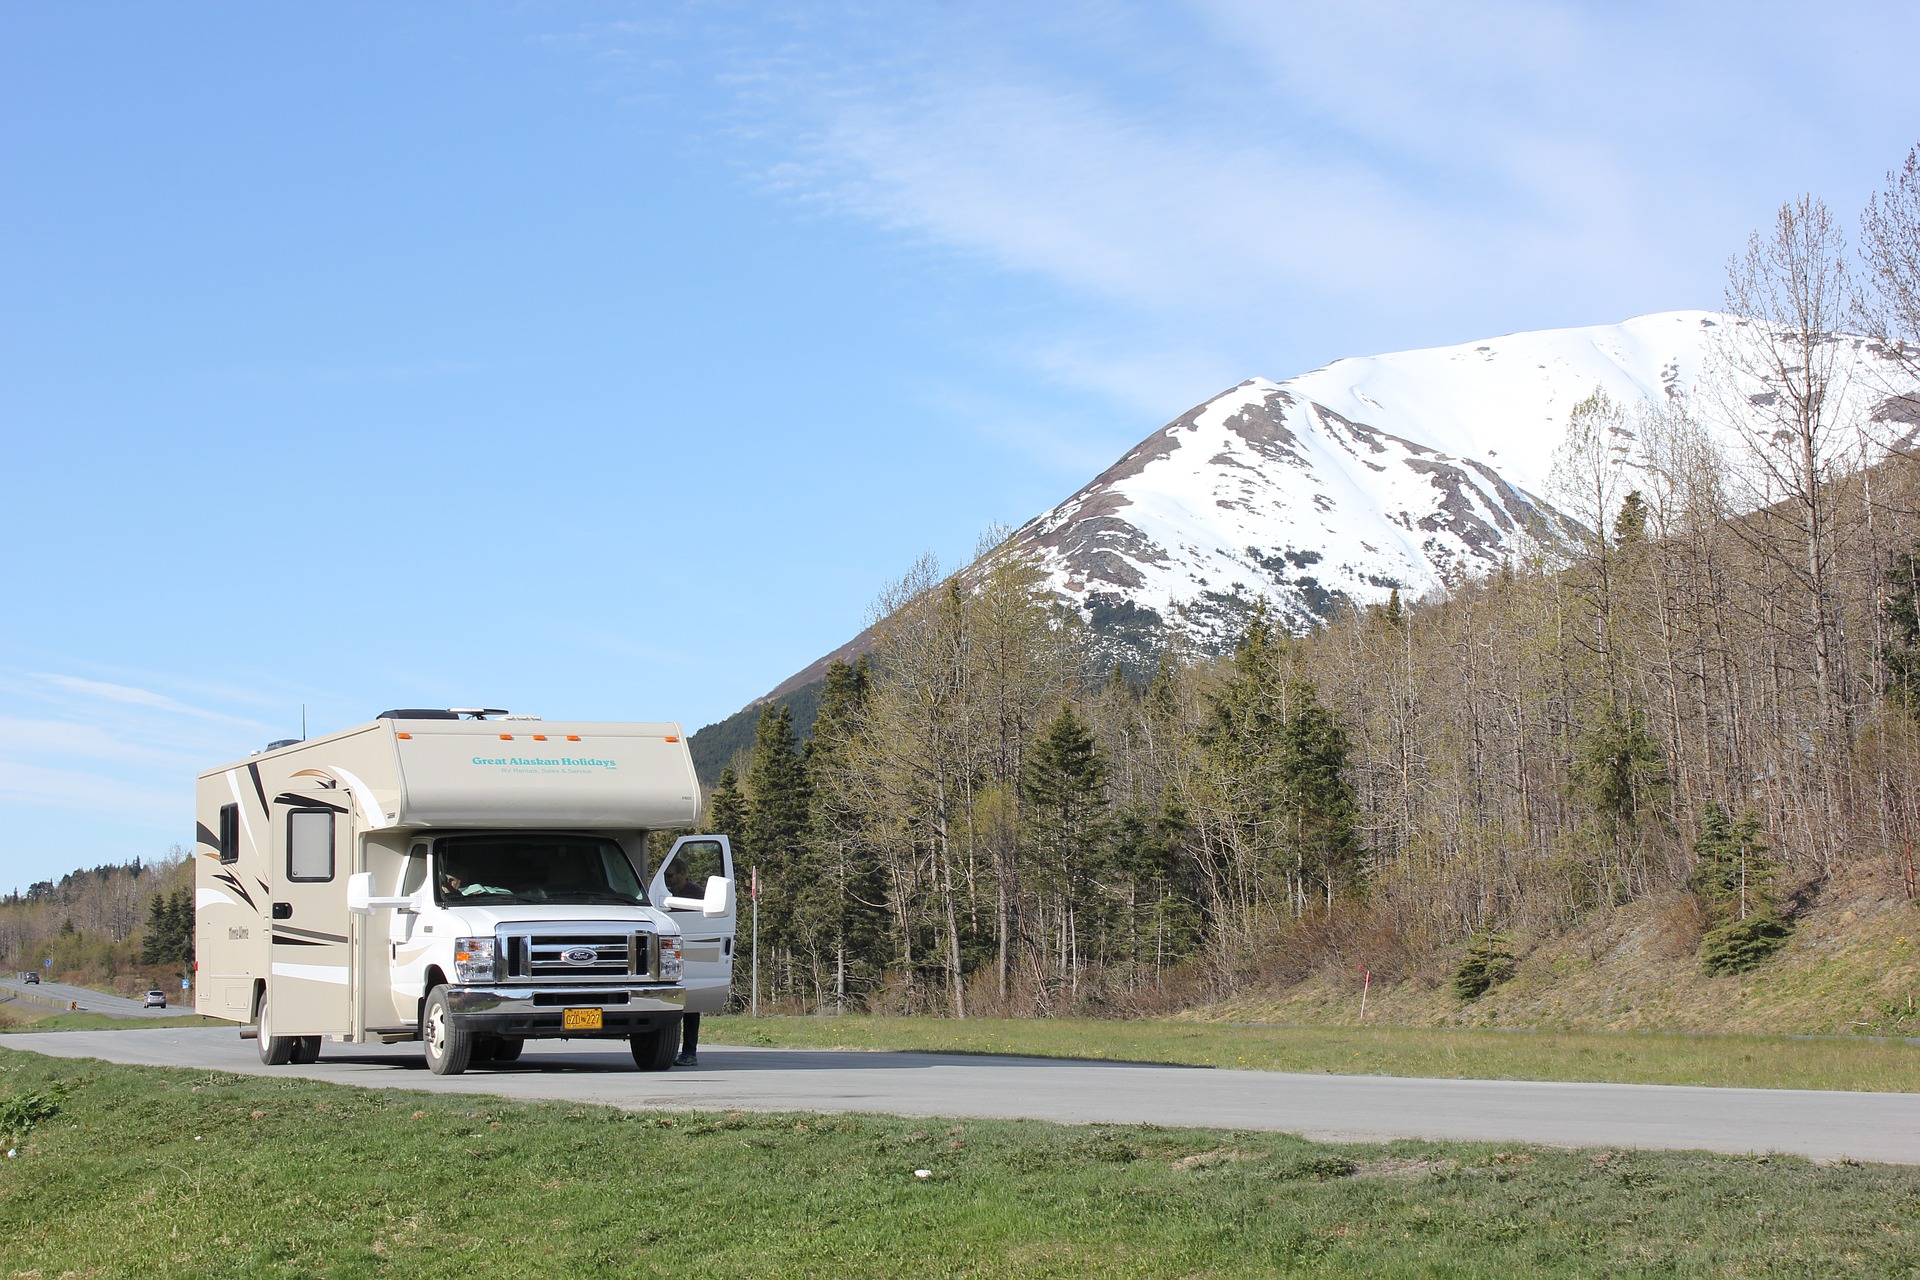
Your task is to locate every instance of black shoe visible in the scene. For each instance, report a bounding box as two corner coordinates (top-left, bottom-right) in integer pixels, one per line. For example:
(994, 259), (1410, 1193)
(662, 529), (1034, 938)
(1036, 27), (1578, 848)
(675, 1052), (698, 1067)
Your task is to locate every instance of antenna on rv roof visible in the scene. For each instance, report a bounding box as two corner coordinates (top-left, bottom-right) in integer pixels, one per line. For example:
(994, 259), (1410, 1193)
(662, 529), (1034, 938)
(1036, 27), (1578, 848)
(301, 704), (307, 741)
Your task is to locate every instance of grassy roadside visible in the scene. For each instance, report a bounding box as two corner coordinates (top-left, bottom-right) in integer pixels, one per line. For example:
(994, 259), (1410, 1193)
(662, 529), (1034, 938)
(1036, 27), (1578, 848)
(0, 1008), (226, 1033)
(705, 1014), (1920, 1093)
(2, 1049), (1916, 1277)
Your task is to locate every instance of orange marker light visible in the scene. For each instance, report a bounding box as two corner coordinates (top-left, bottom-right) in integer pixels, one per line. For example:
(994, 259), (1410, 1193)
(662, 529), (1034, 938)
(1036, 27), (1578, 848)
(396, 732), (411, 740)
(566, 734), (580, 741)
(665, 736), (679, 743)
(533, 734), (547, 741)
(499, 734), (513, 740)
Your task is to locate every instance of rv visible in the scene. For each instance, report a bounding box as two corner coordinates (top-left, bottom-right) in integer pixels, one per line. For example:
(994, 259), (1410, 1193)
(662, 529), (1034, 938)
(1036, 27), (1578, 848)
(193, 709), (736, 1075)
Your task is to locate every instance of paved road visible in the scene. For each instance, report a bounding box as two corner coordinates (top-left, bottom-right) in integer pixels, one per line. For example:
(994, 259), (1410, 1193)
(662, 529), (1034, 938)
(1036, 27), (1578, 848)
(0, 976), (181, 1016)
(5, 1026), (1917, 1164)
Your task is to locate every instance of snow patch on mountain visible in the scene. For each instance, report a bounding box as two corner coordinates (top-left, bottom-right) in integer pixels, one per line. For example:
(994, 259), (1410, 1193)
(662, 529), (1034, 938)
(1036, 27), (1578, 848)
(1008, 311), (1916, 652)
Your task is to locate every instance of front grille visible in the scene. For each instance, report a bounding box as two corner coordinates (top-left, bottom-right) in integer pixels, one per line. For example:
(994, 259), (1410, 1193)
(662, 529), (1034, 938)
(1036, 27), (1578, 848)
(498, 929), (653, 982)
(533, 991), (630, 1006)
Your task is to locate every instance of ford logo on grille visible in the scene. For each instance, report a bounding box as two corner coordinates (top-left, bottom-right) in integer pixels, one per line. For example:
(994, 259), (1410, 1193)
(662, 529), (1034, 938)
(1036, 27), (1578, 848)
(561, 946), (599, 966)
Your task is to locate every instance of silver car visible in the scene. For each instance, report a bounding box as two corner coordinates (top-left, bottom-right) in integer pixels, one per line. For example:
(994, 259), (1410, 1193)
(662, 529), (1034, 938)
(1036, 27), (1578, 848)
(143, 989), (167, 1008)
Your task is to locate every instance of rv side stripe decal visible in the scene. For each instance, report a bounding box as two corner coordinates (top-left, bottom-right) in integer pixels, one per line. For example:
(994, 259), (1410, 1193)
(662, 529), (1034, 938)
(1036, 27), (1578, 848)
(213, 870), (256, 911)
(195, 821), (220, 852)
(246, 761), (269, 815)
(196, 887), (243, 912)
(273, 925), (349, 945)
(272, 792), (349, 814)
(270, 935), (325, 947)
(269, 961), (350, 986)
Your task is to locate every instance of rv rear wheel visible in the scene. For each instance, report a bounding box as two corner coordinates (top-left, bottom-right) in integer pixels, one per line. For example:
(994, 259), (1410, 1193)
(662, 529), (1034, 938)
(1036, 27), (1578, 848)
(256, 992), (297, 1066)
(629, 1028), (676, 1072)
(291, 1036), (322, 1064)
(422, 987), (472, 1076)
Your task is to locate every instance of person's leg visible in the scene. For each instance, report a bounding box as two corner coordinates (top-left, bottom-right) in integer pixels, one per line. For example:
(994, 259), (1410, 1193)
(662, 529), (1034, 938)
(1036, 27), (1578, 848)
(678, 1012), (701, 1064)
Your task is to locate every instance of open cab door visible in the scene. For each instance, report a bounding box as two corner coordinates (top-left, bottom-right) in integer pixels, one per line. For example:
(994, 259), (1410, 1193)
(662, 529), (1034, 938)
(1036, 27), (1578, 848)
(649, 836), (736, 1013)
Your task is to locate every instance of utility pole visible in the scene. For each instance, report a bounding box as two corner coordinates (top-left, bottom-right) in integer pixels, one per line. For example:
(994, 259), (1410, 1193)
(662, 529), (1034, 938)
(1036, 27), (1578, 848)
(750, 864), (759, 1018)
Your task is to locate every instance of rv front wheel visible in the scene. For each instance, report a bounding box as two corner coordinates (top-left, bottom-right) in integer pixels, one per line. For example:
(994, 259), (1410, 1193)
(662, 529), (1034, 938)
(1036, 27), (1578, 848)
(629, 1028), (676, 1072)
(256, 992), (295, 1066)
(422, 987), (472, 1076)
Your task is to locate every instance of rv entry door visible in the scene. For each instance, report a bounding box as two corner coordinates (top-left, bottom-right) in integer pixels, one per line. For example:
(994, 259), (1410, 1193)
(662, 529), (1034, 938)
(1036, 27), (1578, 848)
(266, 785), (356, 1037)
(650, 836), (735, 1013)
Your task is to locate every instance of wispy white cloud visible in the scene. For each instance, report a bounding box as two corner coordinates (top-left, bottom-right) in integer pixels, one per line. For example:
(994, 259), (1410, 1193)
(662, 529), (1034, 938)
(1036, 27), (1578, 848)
(603, 0), (1919, 419)
(32, 674), (270, 728)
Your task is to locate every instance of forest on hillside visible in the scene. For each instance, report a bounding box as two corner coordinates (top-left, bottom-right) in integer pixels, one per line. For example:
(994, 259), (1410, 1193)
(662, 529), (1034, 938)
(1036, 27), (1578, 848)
(0, 850), (195, 983)
(706, 149), (1920, 1018)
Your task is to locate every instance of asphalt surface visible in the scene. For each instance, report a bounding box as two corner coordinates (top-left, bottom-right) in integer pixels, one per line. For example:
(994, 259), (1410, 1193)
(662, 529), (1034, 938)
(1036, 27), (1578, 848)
(0, 975), (181, 1016)
(4, 1025), (1917, 1164)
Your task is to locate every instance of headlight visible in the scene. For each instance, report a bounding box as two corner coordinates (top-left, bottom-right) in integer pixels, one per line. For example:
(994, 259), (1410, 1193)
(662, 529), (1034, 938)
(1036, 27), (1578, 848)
(453, 937), (497, 984)
(658, 935), (683, 981)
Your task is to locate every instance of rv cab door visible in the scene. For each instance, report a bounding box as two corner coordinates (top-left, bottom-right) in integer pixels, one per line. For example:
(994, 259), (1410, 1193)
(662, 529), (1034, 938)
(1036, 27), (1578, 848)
(265, 786), (356, 1037)
(649, 835), (736, 1013)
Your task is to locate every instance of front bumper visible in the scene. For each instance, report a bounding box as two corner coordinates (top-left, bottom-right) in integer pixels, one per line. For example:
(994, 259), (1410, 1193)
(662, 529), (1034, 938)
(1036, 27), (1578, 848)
(445, 983), (685, 1039)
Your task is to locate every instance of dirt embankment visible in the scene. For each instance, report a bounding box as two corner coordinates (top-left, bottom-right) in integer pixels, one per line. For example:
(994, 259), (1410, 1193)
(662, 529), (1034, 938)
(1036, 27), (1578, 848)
(1195, 868), (1920, 1036)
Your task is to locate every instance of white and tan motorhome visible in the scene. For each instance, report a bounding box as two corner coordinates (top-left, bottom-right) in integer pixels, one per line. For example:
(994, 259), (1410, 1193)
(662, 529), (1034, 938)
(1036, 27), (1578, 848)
(194, 709), (736, 1075)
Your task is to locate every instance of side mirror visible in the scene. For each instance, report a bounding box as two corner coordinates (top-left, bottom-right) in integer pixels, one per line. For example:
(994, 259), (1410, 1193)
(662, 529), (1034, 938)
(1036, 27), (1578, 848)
(346, 872), (414, 915)
(662, 877), (735, 917)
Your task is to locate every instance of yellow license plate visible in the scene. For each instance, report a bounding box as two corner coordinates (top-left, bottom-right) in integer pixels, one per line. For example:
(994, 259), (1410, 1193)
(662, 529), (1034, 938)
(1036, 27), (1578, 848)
(562, 1008), (603, 1031)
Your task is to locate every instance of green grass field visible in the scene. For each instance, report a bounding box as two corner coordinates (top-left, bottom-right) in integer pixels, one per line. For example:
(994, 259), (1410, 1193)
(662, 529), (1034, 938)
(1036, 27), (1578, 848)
(706, 1014), (1920, 1093)
(1, 1049), (1916, 1277)
(0, 1008), (225, 1033)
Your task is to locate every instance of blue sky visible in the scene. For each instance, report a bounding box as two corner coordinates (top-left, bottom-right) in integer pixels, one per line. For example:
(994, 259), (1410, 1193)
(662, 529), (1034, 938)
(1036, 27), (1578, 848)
(3, 1), (1915, 891)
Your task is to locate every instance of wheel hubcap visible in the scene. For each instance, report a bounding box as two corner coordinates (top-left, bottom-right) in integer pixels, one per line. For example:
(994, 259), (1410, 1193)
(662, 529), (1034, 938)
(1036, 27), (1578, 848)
(427, 1004), (445, 1057)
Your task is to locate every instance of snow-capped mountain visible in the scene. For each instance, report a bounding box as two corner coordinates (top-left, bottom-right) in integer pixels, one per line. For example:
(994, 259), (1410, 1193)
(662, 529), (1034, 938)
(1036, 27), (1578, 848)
(736, 311), (1916, 721)
(1007, 310), (1917, 654)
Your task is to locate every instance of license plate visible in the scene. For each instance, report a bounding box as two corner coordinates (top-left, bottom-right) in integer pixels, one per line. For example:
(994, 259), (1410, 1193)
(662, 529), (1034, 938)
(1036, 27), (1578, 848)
(562, 1008), (603, 1031)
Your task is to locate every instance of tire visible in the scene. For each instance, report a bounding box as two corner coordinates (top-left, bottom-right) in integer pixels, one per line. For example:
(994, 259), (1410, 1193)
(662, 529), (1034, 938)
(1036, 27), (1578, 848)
(630, 1022), (678, 1072)
(422, 986), (472, 1076)
(470, 1037), (498, 1064)
(491, 1038), (524, 1063)
(257, 992), (295, 1066)
(291, 1036), (323, 1065)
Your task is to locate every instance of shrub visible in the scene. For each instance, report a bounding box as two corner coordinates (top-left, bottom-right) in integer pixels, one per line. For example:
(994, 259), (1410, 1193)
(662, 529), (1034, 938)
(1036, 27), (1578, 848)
(1700, 912), (1792, 976)
(1452, 931), (1516, 1002)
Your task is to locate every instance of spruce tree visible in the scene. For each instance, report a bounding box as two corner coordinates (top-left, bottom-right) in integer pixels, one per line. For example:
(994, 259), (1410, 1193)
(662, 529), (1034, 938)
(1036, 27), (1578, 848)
(706, 766), (747, 842)
(1691, 804), (1791, 974)
(1884, 544), (1920, 715)
(743, 704), (811, 995)
(797, 657), (884, 1010)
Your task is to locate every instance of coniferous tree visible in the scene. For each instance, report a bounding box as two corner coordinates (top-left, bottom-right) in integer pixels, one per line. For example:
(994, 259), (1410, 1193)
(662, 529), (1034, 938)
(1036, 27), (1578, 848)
(796, 658), (886, 1011)
(706, 767), (747, 844)
(744, 704), (811, 997)
(1884, 544), (1920, 716)
(1023, 705), (1110, 996)
(1691, 804), (1791, 974)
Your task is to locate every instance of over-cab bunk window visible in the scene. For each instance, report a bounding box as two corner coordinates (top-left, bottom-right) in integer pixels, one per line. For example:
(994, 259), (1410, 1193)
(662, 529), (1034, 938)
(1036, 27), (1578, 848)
(217, 803), (240, 865)
(287, 809), (335, 882)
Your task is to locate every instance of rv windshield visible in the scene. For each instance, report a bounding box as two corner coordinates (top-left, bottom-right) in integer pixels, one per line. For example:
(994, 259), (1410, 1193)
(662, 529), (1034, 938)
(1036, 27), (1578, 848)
(433, 834), (648, 907)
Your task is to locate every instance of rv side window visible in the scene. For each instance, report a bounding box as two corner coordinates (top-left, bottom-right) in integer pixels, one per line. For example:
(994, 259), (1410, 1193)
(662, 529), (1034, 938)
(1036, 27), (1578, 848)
(287, 809), (334, 882)
(218, 804), (240, 865)
(401, 846), (428, 897)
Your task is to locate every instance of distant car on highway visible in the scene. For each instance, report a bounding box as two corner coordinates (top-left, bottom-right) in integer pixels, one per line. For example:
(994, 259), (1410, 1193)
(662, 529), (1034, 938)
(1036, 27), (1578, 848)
(24, 972), (40, 984)
(143, 989), (167, 1008)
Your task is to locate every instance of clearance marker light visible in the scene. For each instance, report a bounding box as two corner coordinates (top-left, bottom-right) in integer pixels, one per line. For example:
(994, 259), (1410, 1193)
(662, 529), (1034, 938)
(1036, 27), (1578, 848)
(499, 734), (513, 740)
(533, 734), (547, 741)
(396, 733), (411, 740)
(566, 734), (580, 741)
(665, 736), (679, 743)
